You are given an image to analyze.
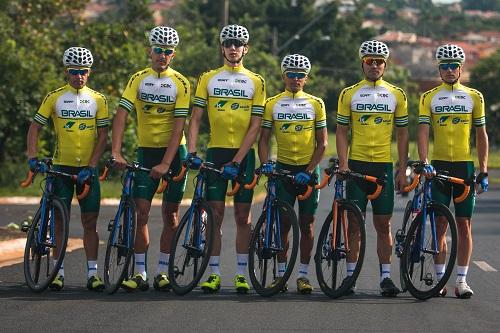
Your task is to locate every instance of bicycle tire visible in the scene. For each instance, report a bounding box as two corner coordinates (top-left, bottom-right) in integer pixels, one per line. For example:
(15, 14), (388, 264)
(24, 197), (69, 292)
(248, 200), (299, 297)
(104, 198), (136, 294)
(398, 200), (413, 293)
(315, 200), (365, 298)
(169, 200), (214, 295)
(401, 201), (457, 300)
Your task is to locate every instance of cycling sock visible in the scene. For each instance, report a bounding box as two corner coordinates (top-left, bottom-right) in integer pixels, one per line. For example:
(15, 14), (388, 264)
(54, 259), (64, 277)
(297, 263), (309, 279)
(135, 253), (147, 279)
(347, 262), (357, 277)
(236, 253), (248, 276)
(209, 256), (221, 276)
(277, 263), (286, 277)
(87, 261), (97, 279)
(456, 266), (468, 283)
(156, 252), (169, 275)
(435, 264), (445, 281)
(380, 264), (391, 282)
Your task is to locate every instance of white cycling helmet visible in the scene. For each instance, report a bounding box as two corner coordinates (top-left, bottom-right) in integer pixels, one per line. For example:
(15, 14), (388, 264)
(219, 24), (249, 44)
(281, 54), (311, 74)
(63, 47), (93, 67)
(149, 26), (179, 46)
(436, 44), (465, 64)
(359, 40), (390, 60)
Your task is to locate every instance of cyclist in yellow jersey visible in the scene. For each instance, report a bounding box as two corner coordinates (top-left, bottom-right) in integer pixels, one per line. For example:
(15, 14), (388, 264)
(418, 44), (488, 299)
(336, 40), (409, 296)
(26, 47), (109, 291)
(187, 24), (266, 293)
(112, 26), (190, 292)
(259, 54), (327, 294)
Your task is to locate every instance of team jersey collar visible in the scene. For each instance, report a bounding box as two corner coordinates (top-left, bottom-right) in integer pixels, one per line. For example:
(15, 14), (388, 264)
(149, 66), (173, 78)
(284, 89), (306, 98)
(362, 78), (384, 87)
(223, 63), (245, 72)
(441, 81), (462, 90)
(66, 84), (88, 94)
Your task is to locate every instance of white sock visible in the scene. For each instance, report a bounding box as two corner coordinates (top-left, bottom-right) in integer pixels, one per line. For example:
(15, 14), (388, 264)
(347, 262), (357, 277)
(55, 259), (64, 277)
(236, 253), (248, 276)
(297, 263), (309, 279)
(135, 253), (147, 279)
(456, 266), (468, 283)
(277, 263), (286, 277)
(380, 264), (391, 282)
(87, 260), (97, 279)
(209, 256), (221, 276)
(435, 264), (445, 281)
(156, 252), (169, 275)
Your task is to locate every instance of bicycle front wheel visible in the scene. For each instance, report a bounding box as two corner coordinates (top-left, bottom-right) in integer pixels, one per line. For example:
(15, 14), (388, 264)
(24, 197), (69, 292)
(169, 200), (214, 295)
(104, 198), (136, 294)
(315, 200), (365, 298)
(401, 201), (457, 300)
(248, 200), (299, 297)
(398, 200), (413, 293)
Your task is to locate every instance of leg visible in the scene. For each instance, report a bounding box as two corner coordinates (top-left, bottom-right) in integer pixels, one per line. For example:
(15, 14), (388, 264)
(234, 202), (252, 254)
(373, 214), (393, 266)
(81, 212), (99, 261)
(209, 201), (225, 256)
(159, 201), (181, 253)
(298, 214), (314, 265)
(134, 198), (151, 254)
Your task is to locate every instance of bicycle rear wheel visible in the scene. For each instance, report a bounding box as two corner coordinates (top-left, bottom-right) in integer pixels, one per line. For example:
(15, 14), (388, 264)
(104, 198), (136, 294)
(169, 200), (214, 295)
(24, 198), (69, 292)
(248, 200), (299, 297)
(401, 201), (457, 300)
(315, 200), (365, 298)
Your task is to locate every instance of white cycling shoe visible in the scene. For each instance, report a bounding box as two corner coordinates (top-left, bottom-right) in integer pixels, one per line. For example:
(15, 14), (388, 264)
(455, 281), (473, 299)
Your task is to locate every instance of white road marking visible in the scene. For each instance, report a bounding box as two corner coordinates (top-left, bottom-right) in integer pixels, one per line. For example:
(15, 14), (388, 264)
(473, 260), (497, 272)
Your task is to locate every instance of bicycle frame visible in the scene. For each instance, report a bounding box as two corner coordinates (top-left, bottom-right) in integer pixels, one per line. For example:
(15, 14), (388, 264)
(261, 174), (284, 254)
(109, 168), (136, 251)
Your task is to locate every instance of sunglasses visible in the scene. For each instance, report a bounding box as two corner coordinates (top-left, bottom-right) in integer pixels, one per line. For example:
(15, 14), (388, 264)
(285, 72), (307, 79)
(439, 62), (460, 70)
(152, 47), (174, 56)
(363, 58), (386, 66)
(68, 68), (90, 75)
(222, 39), (245, 48)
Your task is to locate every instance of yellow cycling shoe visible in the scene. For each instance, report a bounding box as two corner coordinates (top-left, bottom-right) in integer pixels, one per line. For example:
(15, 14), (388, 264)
(49, 274), (64, 291)
(268, 277), (288, 293)
(296, 277), (313, 294)
(87, 275), (105, 292)
(153, 272), (171, 291)
(121, 274), (149, 292)
(201, 274), (221, 293)
(234, 274), (250, 294)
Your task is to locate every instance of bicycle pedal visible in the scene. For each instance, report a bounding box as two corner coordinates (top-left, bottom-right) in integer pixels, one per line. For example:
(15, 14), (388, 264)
(395, 229), (405, 243)
(107, 220), (114, 231)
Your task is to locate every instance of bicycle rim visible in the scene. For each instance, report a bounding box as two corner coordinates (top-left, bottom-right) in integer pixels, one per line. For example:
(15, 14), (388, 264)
(401, 202), (457, 300)
(24, 198), (69, 292)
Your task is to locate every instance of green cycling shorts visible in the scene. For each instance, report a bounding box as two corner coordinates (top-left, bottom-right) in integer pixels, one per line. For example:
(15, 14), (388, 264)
(346, 159), (394, 215)
(431, 160), (475, 218)
(53, 165), (100, 214)
(205, 148), (255, 203)
(134, 145), (187, 203)
(276, 162), (320, 216)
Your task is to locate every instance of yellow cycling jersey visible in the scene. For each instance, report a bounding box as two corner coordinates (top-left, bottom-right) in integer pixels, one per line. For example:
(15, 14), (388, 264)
(262, 90), (327, 165)
(419, 82), (485, 162)
(33, 84), (109, 167)
(119, 67), (190, 147)
(337, 79), (408, 163)
(193, 64), (266, 148)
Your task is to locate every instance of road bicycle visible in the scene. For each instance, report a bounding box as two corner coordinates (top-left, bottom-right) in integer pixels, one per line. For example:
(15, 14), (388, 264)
(20, 158), (90, 292)
(395, 161), (470, 300)
(314, 158), (385, 298)
(99, 158), (177, 294)
(245, 162), (312, 297)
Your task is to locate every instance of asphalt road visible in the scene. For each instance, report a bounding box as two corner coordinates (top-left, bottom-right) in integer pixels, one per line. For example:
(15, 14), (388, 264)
(1, 186), (499, 332)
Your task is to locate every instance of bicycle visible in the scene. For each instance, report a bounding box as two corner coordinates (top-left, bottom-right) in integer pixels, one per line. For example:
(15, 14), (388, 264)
(395, 161), (470, 300)
(314, 158), (385, 298)
(20, 158), (90, 292)
(99, 158), (177, 294)
(168, 160), (243, 295)
(245, 162), (312, 297)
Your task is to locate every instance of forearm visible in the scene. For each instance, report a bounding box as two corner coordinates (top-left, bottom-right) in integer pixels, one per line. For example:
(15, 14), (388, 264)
(26, 123), (41, 158)
(111, 108), (128, 156)
(258, 129), (271, 164)
(476, 127), (489, 173)
(88, 128), (108, 167)
(233, 117), (262, 163)
(417, 124), (430, 163)
(161, 118), (186, 167)
(187, 107), (203, 153)
(307, 129), (328, 172)
(396, 127), (409, 172)
(336, 125), (349, 168)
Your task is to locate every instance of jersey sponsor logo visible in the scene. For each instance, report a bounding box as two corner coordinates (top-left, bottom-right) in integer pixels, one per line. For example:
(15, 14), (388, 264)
(377, 93), (389, 98)
(374, 117), (383, 124)
(61, 109), (93, 118)
(438, 96), (448, 100)
(455, 95), (466, 100)
(296, 103), (307, 107)
(438, 116), (449, 125)
(434, 105), (467, 112)
(145, 83), (154, 86)
(360, 94), (371, 97)
(143, 104), (154, 112)
(279, 123), (292, 132)
(295, 125), (303, 131)
(217, 78), (229, 82)
(160, 83), (172, 88)
(235, 79), (247, 84)
(63, 121), (76, 129)
(213, 88), (249, 97)
(139, 92), (174, 103)
(79, 123), (86, 130)
(231, 103), (239, 110)
(359, 115), (371, 125)
(80, 99), (90, 104)
(277, 113), (312, 120)
(280, 103), (290, 107)
(157, 107), (166, 114)
(215, 100), (227, 108)
(452, 117), (461, 124)
(356, 104), (390, 111)
(63, 100), (74, 104)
